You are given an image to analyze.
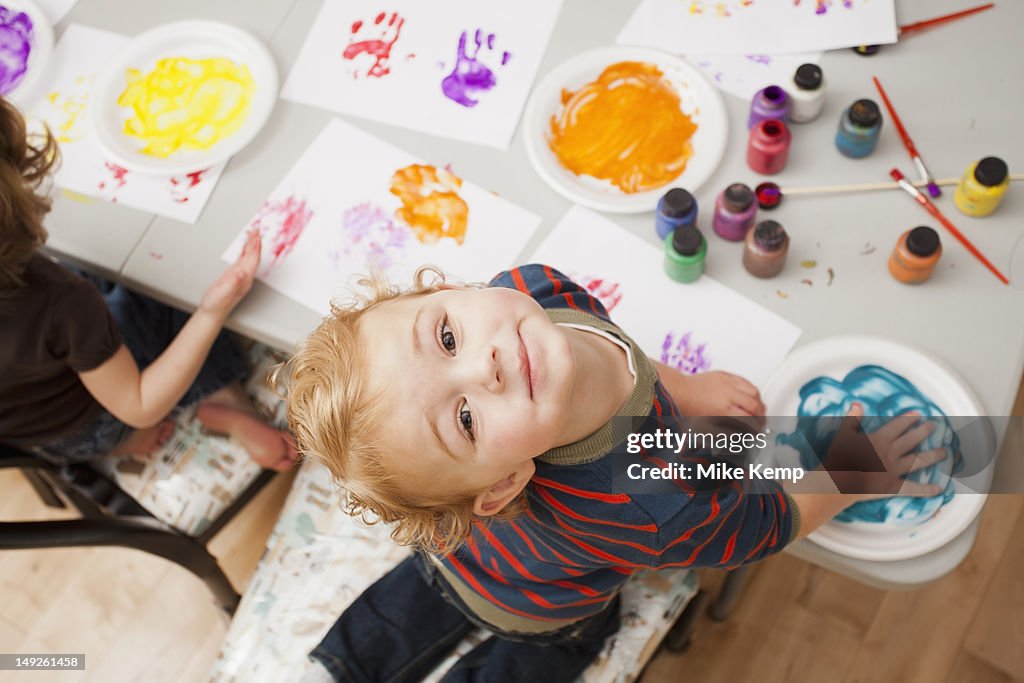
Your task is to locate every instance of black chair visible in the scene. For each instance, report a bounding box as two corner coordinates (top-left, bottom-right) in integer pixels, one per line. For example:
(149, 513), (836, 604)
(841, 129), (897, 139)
(0, 444), (275, 614)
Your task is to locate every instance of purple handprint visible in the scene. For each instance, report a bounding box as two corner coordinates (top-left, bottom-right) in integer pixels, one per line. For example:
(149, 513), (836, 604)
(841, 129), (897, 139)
(441, 29), (511, 108)
(661, 330), (712, 375)
(333, 202), (411, 271)
(0, 7), (32, 95)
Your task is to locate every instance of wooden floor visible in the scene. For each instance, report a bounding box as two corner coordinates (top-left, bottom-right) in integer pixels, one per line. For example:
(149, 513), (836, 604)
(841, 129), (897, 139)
(2, 389), (1021, 683)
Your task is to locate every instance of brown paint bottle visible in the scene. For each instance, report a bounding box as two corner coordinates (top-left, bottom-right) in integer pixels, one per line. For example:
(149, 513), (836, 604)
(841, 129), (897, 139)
(889, 226), (941, 284)
(743, 220), (789, 278)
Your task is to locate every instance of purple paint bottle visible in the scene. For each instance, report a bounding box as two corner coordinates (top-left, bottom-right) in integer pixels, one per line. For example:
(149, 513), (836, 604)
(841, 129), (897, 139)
(655, 188), (698, 241)
(712, 183), (757, 241)
(748, 85), (790, 130)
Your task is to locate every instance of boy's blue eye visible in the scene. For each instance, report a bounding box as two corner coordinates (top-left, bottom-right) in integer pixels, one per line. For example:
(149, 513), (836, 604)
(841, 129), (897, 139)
(459, 401), (474, 440)
(440, 317), (456, 353)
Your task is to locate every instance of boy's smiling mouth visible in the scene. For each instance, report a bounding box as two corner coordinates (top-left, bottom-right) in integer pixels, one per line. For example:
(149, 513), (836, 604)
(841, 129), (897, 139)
(518, 326), (533, 399)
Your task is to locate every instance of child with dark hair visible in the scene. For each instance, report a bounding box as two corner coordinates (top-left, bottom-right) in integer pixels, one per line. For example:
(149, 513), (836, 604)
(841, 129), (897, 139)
(0, 97), (296, 470)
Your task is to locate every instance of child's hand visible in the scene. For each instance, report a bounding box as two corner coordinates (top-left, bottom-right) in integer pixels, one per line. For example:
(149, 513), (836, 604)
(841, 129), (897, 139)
(823, 403), (946, 500)
(655, 362), (765, 418)
(200, 230), (261, 319)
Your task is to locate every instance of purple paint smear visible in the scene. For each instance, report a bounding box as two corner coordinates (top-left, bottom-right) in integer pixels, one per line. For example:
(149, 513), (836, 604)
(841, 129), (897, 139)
(334, 202), (411, 271)
(661, 330), (712, 375)
(0, 7), (33, 95)
(441, 29), (510, 108)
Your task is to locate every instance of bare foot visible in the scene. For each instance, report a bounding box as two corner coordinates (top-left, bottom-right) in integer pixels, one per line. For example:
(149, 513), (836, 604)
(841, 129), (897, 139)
(196, 402), (299, 471)
(111, 418), (175, 457)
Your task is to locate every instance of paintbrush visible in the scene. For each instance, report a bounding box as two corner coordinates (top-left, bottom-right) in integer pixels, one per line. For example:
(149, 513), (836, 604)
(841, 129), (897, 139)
(753, 174), (1024, 208)
(898, 3), (995, 37)
(889, 168), (1009, 285)
(873, 77), (941, 198)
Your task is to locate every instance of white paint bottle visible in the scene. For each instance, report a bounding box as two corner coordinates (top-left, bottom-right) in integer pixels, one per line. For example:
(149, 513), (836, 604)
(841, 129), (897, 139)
(788, 64), (825, 124)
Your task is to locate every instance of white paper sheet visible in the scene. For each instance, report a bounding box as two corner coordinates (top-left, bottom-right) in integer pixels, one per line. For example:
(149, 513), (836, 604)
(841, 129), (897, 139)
(280, 0), (563, 149)
(530, 206), (802, 388)
(35, 0), (78, 24)
(618, 0), (896, 55)
(221, 118), (541, 315)
(687, 52), (822, 101)
(30, 24), (226, 223)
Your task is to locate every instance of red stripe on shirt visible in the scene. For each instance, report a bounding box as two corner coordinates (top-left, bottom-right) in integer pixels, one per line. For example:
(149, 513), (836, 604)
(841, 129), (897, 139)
(531, 477), (631, 503)
(534, 487), (658, 533)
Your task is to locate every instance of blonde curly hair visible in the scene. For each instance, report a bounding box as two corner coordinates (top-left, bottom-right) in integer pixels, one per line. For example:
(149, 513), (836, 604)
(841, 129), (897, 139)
(274, 267), (523, 557)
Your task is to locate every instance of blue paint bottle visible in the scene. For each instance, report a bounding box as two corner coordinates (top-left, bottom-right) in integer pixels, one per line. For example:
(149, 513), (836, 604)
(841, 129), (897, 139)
(656, 188), (698, 241)
(835, 99), (882, 158)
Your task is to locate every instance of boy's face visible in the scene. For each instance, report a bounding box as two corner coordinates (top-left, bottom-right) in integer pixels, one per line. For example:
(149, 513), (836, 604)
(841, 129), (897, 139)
(359, 286), (576, 497)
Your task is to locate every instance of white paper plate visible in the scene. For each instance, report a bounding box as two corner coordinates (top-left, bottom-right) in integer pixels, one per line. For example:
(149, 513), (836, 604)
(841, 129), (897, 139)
(90, 20), (278, 174)
(1, 0), (54, 107)
(762, 335), (992, 562)
(523, 46), (728, 214)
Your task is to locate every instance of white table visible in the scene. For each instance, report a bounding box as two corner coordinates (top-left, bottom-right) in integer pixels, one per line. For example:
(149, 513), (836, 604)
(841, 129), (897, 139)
(42, 0), (1024, 590)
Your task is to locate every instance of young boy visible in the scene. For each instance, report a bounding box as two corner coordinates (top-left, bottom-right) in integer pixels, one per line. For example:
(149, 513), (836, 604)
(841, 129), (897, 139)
(284, 264), (942, 682)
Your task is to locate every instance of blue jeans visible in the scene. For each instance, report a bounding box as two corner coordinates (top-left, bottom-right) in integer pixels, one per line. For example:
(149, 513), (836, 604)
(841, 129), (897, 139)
(32, 266), (248, 464)
(309, 553), (620, 683)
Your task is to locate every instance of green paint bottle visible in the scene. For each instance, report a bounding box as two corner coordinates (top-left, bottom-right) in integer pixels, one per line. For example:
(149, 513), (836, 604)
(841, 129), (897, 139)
(664, 224), (707, 283)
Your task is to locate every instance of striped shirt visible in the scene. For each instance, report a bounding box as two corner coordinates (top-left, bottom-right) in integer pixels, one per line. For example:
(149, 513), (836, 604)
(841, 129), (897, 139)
(434, 264), (798, 634)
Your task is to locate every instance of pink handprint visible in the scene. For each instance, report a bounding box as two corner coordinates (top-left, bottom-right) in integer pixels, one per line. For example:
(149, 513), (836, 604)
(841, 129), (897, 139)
(342, 11), (405, 79)
(441, 29), (511, 108)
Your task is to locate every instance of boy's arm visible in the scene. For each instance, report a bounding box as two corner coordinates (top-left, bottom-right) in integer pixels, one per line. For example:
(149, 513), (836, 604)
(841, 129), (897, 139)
(652, 359), (764, 418)
(78, 231), (261, 428)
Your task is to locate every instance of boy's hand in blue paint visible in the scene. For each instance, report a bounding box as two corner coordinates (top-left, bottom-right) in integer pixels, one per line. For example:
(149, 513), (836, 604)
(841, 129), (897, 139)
(823, 403), (946, 499)
(200, 229), (261, 319)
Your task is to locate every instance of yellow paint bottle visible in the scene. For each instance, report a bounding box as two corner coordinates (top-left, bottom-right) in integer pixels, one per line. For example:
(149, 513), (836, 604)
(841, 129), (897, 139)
(954, 157), (1009, 217)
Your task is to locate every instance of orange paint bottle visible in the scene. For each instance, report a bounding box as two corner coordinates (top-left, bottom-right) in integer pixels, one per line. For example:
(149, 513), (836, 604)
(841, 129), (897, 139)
(889, 226), (942, 284)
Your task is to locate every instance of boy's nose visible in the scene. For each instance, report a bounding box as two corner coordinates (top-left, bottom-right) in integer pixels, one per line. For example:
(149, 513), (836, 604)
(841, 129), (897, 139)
(474, 345), (502, 392)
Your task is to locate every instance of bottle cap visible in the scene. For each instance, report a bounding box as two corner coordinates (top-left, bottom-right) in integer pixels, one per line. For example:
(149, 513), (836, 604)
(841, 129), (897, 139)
(723, 183), (755, 213)
(906, 226), (940, 257)
(753, 221), (787, 251)
(974, 157), (1008, 187)
(794, 64), (822, 91)
(755, 182), (783, 210)
(661, 188), (695, 218)
(672, 224), (704, 257)
(762, 85), (787, 105)
(758, 119), (788, 140)
(848, 99), (881, 127)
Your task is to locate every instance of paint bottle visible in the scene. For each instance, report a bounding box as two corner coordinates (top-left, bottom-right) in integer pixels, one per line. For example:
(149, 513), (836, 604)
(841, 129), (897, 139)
(748, 85), (791, 129)
(835, 99), (882, 158)
(664, 224), (707, 283)
(655, 188), (698, 241)
(954, 157), (1010, 217)
(712, 183), (757, 241)
(788, 64), (825, 124)
(743, 220), (789, 278)
(888, 226), (941, 284)
(747, 119), (791, 175)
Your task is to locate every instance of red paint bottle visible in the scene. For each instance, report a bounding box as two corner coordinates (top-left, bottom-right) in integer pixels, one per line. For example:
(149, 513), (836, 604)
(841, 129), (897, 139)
(747, 119), (792, 175)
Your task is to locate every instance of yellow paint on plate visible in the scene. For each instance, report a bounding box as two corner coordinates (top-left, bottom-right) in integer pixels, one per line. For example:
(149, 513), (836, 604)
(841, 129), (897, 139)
(548, 61), (698, 194)
(117, 56), (255, 158)
(390, 164), (469, 245)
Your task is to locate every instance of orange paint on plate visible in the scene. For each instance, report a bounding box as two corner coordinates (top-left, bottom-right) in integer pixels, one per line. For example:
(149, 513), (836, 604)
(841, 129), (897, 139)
(390, 164), (469, 245)
(548, 61), (698, 194)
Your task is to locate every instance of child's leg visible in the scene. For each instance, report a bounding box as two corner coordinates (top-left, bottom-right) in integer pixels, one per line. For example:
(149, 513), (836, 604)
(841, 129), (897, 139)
(309, 555), (475, 683)
(109, 419), (175, 457)
(195, 387), (298, 471)
(438, 597), (620, 683)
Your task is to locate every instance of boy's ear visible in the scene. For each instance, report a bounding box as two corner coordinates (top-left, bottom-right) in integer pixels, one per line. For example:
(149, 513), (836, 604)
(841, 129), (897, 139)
(473, 460), (536, 517)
